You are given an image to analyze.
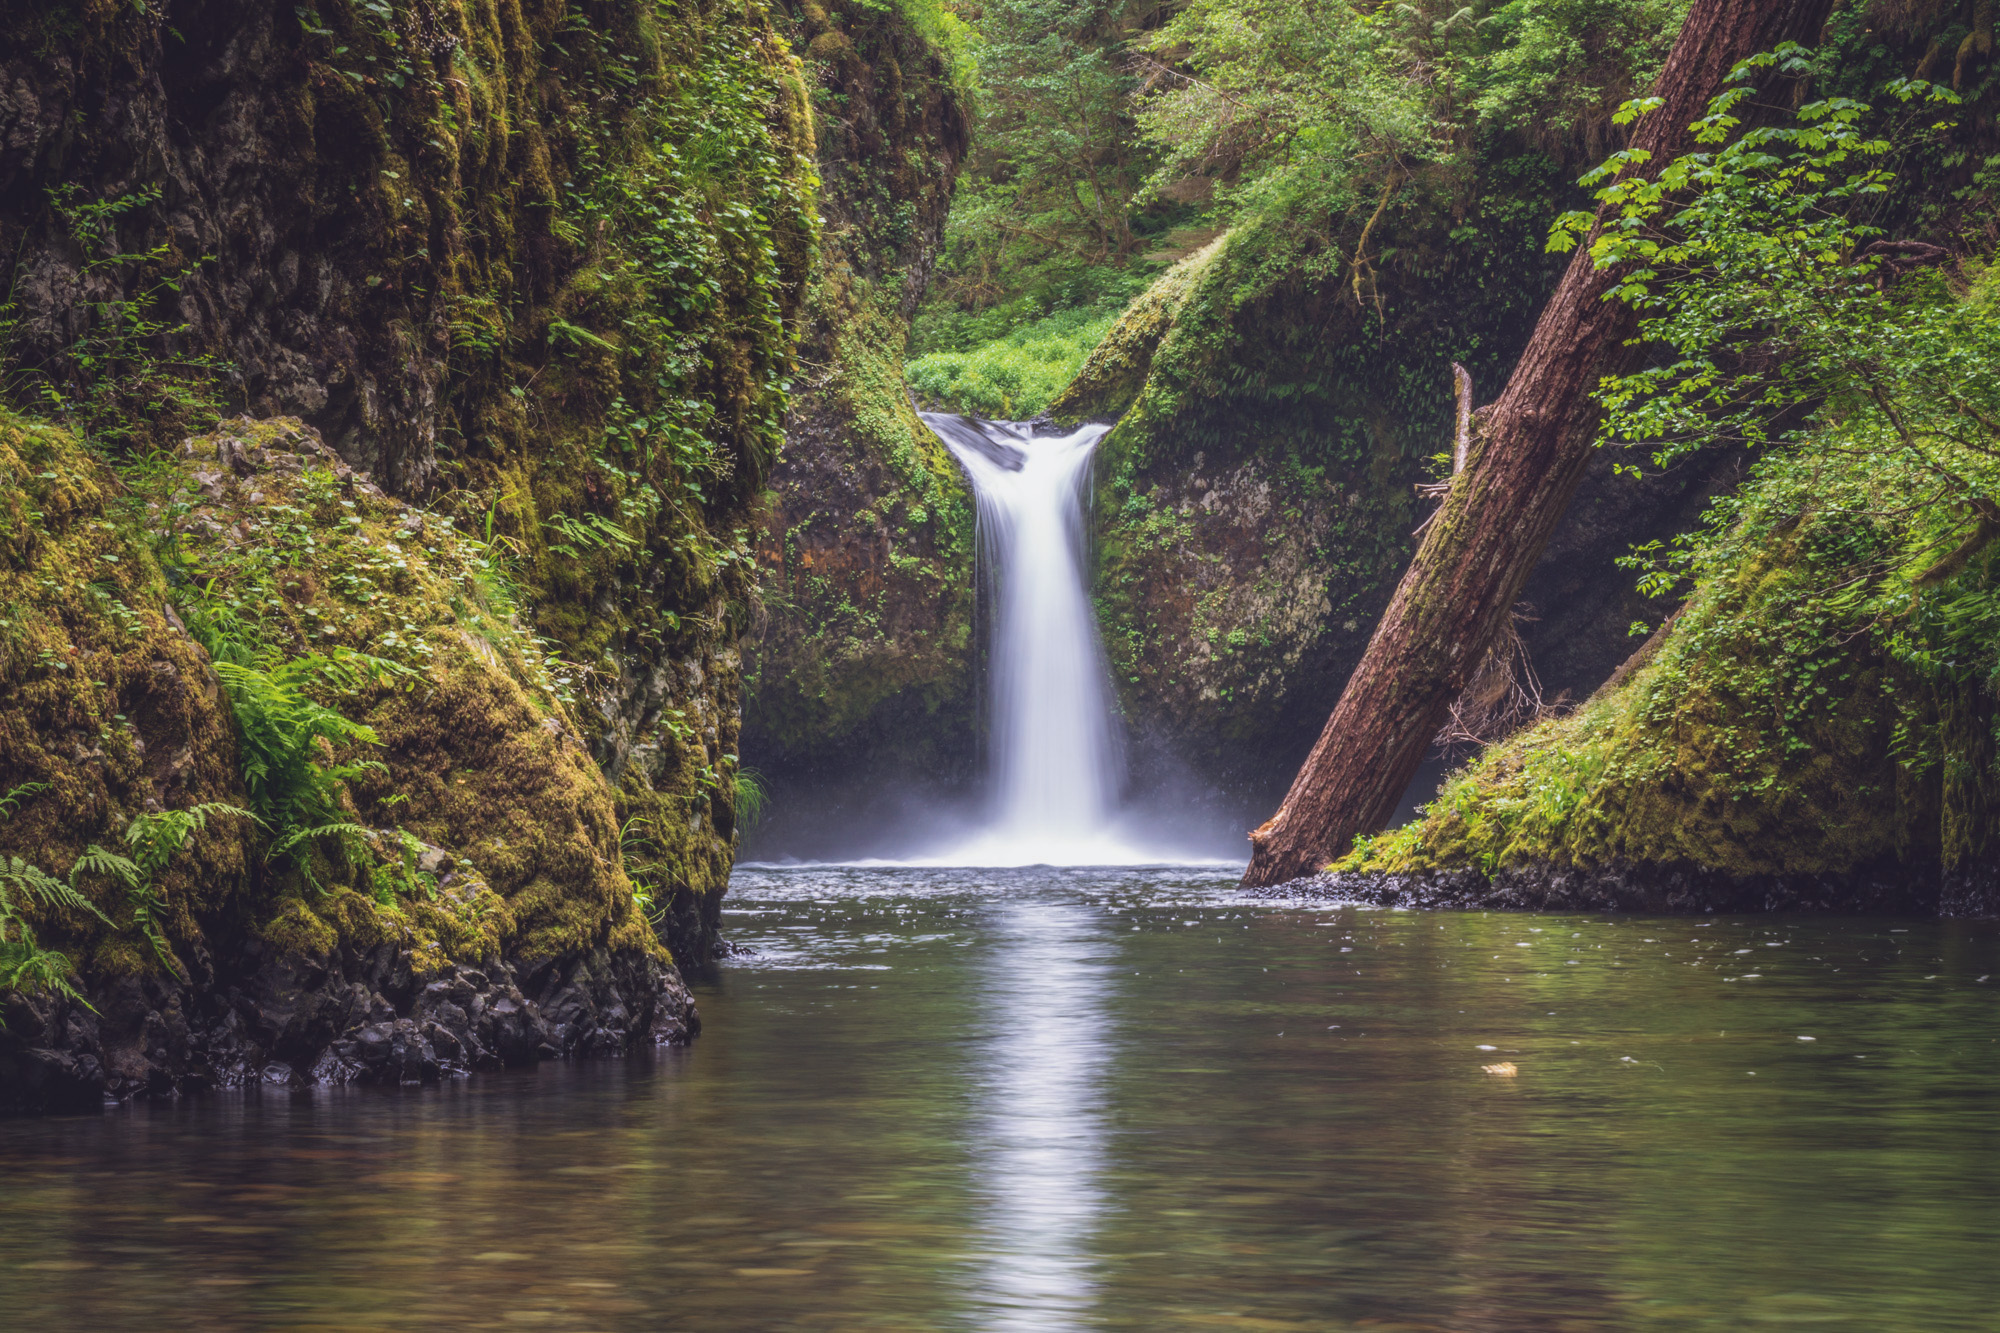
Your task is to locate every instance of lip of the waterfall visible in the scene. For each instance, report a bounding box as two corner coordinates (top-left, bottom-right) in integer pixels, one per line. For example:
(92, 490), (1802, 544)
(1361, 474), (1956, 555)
(919, 413), (1118, 477)
(918, 411), (1027, 471)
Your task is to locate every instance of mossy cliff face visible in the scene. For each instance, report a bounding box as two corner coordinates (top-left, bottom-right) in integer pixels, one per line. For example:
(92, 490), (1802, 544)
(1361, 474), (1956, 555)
(1, 415), (698, 1113)
(741, 0), (973, 789)
(1327, 520), (2000, 917)
(0, 0), (819, 1109)
(2, 0), (818, 951)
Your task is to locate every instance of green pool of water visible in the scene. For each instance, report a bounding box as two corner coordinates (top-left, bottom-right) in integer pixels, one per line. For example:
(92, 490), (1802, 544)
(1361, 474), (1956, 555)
(3, 864), (1996, 1331)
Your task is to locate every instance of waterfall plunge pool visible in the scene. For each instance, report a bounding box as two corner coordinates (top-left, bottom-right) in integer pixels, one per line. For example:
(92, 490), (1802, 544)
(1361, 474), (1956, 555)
(4, 863), (1996, 1331)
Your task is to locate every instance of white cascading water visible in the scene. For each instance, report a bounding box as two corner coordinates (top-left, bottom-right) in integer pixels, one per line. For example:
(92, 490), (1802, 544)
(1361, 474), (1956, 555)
(920, 413), (1146, 866)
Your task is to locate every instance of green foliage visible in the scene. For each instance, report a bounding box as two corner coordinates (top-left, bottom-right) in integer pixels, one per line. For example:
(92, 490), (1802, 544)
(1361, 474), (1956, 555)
(620, 813), (674, 927)
(117, 803), (257, 968)
(1, 785), (109, 1012)
(368, 829), (439, 908)
(0, 184), (232, 449)
(545, 510), (640, 561)
(1133, 0), (1684, 305)
(1571, 59), (2000, 700)
(1571, 67), (1978, 438)
(174, 581), (411, 889)
(205, 649), (396, 887)
(0, 852), (111, 1016)
(733, 767), (769, 829)
(887, 0), (980, 99)
(1345, 66), (2000, 882)
(929, 0), (1168, 311)
(1, 792), (246, 1006)
(907, 304), (1124, 415)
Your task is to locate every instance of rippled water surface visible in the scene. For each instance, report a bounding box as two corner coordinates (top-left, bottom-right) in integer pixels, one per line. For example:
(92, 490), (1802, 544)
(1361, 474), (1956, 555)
(4, 865), (1999, 1331)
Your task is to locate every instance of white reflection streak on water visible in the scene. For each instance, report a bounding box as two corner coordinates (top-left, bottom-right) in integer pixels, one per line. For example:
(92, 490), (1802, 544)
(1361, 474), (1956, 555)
(970, 898), (1112, 1331)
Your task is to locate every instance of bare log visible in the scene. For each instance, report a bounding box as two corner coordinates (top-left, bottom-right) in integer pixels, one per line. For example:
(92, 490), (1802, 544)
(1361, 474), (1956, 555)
(1241, 0), (1837, 888)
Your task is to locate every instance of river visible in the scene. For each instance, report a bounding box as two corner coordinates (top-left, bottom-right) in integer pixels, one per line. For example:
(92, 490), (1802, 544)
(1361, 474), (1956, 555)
(3, 863), (1996, 1331)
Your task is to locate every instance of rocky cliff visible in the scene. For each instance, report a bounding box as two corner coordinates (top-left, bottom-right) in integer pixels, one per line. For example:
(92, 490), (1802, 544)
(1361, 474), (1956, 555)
(739, 0), (974, 803)
(0, 0), (817, 1111)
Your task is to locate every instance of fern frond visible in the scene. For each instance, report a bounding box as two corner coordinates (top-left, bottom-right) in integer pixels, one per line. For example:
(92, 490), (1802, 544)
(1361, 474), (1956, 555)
(268, 821), (371, 858)
(2, 856), (68, 907)
(3, 855), (116, 924)
(70, 844), (141, 890)
(124, 802), (256, 877)
(0, 937), (94, 1015)
(323, 760), (389, 784)
(0, 782), (49, 820)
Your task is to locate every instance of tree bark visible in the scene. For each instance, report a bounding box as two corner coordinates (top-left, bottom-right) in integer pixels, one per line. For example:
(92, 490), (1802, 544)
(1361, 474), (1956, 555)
(1240, 0), (1837, 888)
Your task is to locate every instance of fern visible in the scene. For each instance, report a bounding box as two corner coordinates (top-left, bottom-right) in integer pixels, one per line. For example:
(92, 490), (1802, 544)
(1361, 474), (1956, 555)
(125, 802), (257, 878)
(0, 939), (92, 1011)
(0, 782), (49, 820)
(732, 767), (769, 830)
(268, 820), (373, 891)
(3, 855), (115, 923)
(69, 844), (140, 889)
(177, 587), (409, 890)
(206, 650), (400, 884)
(1, 786), (248, 1004)
(119, 804), (253, 969)
(0, 857), (110, 1019)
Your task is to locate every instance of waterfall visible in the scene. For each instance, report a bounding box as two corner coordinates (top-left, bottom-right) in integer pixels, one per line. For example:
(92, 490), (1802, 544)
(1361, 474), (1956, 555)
(921, 414), (1139, 865)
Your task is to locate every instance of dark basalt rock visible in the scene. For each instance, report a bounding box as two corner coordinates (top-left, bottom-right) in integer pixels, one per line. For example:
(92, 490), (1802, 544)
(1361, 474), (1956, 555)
(0, 942), (694, 1117)
(1263, 857), (1958, 917)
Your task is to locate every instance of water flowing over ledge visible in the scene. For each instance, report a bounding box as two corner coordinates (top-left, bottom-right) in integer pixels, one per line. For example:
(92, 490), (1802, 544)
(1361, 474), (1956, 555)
(903, 414), (1238, 868)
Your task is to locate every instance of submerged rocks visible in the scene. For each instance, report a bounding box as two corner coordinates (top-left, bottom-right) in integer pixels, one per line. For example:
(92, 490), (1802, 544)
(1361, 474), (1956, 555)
(1268, 860), (1949, 917)
(0, 941), (695, 1116)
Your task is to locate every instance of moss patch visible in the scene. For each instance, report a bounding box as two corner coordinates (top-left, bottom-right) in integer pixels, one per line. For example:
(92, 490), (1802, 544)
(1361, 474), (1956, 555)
(1342, 531), (1993, 886)
(741, 0), (975, 784)
(0, 412), (250, 984)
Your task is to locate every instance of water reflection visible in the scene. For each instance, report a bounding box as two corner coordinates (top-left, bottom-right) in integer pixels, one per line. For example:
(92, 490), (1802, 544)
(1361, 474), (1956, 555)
(970, 898), (1112, 1328)
(2, 865), (1997, 1332)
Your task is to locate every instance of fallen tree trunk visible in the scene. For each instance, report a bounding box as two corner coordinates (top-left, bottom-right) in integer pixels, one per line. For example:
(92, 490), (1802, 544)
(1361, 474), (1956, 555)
(1241, 0), (1836, 888)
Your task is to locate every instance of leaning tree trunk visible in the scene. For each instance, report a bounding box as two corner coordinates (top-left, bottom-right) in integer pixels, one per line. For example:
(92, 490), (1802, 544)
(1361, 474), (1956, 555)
(1241, 0), (1837, 888)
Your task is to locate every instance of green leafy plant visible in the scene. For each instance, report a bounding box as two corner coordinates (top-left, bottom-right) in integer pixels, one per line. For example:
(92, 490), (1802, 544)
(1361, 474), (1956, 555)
(619, 815), (670, 926)
(1, 854), (112, 1015)
(907, 304), (1125, 417)
(369, 829), (439, 907)
(115, 804), (257, 969)
(732, 767), (769, 830)
(545, 511), (639, 560)
(208, 649), (397, 887)
(1, 793), (247, 1007)
(0, 783), (108, 1011)
(1345, 57), (2000, 883)
(1558, 51), (2000, 737)
(0, 184), (233, 447)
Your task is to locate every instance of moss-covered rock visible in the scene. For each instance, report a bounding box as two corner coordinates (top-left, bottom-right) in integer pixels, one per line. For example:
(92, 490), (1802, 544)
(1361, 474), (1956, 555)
(1327, 511), (2000, 917)
(0, 0), (823, 1109)
(741, 0), (975, 789)
(0, 414), (702, 1111)
(0, 413), (251, 973)
(1061, 186), (1528, 792)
